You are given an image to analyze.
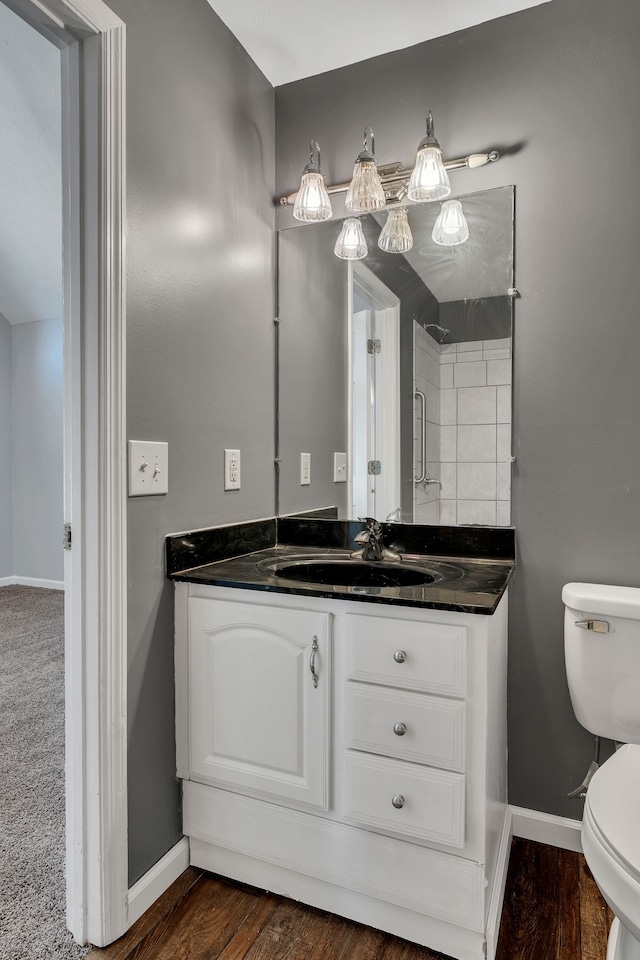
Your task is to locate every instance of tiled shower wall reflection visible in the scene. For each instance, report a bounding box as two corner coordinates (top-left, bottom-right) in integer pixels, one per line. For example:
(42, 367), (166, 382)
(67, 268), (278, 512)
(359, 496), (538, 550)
(413, 322), (512, 525)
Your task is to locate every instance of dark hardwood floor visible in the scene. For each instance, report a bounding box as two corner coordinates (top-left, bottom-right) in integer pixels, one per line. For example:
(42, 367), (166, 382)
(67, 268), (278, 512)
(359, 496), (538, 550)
(91, 839), (613, 960)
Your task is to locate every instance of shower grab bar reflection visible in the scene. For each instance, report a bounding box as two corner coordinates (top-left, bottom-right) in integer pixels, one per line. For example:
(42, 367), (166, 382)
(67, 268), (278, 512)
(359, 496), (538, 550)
(414, 390), (427, 484)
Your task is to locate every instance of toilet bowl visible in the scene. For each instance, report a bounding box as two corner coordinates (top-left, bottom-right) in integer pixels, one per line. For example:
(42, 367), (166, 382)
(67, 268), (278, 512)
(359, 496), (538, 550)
(581, 745), (640, 960)
(563, 583), (640, 960)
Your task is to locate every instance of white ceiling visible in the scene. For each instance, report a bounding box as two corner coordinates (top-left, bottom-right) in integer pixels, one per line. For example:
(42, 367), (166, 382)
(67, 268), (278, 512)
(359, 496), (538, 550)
(206, 0), (552, 87)
(0, 2), (62, 326)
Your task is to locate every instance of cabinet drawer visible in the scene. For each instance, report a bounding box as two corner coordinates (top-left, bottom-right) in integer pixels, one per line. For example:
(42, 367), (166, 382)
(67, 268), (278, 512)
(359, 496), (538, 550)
(345, 684), (466, 772)
(346, 613), (467, 697)
(343, 753), (465, 848)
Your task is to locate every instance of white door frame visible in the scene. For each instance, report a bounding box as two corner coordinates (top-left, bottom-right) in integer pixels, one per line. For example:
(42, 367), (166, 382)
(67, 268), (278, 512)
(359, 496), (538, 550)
(4, 0), (128, 947)
(373, 304), (401, 520)
(350, 308), (371, 518)
(349, 263), (401, 522)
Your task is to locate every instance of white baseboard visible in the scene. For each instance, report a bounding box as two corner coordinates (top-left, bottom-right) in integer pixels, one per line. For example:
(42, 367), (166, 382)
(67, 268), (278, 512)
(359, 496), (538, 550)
(126, 837), (190, 929)
(510, 805), (582, 853)
(0, 575), (65, 590)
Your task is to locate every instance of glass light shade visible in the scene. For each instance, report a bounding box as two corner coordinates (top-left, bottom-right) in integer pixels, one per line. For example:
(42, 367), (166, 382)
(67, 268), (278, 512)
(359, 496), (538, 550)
(431, 199), (469, 246)
(334, 218), (368, 260)
(345, 160), (386, 213)
(378, 207), (413, 254)
(293, 170), (333, 222)
(407, 145), (451, 203)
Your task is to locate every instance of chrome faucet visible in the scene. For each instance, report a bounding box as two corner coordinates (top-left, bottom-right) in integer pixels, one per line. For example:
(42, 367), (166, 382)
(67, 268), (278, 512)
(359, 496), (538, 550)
(352, 517), (401, 562)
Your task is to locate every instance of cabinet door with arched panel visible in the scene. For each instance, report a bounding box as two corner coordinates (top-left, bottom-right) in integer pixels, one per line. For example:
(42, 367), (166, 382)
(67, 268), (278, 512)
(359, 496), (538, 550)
(187, 597), (331, 812)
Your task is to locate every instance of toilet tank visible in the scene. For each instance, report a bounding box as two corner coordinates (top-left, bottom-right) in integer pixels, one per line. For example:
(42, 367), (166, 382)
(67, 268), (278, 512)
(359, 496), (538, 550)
(563, 582), (640, 744)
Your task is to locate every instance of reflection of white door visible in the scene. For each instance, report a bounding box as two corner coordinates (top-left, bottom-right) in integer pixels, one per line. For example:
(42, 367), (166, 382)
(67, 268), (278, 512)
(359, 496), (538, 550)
(350, 265), (400, 523)
(352, 309), (372, 518)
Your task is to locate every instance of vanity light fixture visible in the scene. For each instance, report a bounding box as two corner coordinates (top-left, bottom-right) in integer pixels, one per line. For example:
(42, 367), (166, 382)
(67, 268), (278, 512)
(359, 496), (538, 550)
(345, 126), (386, 214)
(334, 217), (368, 260)
(293, 139), (333, 222)
(407, 111), (451, 203)
(280, 149), (498, 211)
(432, 199), (469, 246)
(378, 207), (413, 254)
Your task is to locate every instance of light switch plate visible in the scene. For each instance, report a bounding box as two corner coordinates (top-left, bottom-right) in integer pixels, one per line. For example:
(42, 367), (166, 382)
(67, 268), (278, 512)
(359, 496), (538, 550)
(128, 440), (168, 496)
(300, 452), (311, 485)
(334, 452), (347, 483)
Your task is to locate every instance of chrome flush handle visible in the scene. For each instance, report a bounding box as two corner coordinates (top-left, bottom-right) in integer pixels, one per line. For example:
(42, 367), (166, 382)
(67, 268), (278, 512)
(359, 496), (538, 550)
(575, 619), (610, 633)
(309, 635), (319, 688)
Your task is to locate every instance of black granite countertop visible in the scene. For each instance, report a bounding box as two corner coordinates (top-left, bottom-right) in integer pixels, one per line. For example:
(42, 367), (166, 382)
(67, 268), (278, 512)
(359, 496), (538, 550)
(167, 518), (515, 615)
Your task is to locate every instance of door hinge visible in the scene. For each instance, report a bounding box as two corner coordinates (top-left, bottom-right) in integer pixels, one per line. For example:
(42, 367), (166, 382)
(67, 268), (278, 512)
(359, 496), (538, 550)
(367, 460), (382, 475)
(367, 339), (381, 354)
(63, 523), (72, 551)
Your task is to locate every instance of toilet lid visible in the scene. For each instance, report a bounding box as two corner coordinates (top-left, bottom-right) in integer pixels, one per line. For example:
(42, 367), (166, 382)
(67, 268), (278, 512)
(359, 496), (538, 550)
(585, 744), (640, 882)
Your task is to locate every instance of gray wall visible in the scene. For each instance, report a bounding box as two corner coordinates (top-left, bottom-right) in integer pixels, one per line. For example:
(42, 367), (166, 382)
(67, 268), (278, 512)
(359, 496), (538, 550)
(0, 2), (62, 328)
(0, 316), (11, 578)
(275, 0), (640, 817)
(439, 297), (512, 344)
(10, 318), (64, 582)
(105, 0), (276, 883)
(278, 222), (348, 516)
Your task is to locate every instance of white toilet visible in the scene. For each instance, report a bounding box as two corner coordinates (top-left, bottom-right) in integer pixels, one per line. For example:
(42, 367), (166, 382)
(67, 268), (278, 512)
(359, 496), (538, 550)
(563, 582), (640, 960)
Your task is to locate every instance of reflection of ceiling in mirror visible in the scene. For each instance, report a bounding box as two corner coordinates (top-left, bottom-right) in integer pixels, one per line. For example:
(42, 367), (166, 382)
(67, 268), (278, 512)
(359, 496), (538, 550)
(372, 186), (514, 304)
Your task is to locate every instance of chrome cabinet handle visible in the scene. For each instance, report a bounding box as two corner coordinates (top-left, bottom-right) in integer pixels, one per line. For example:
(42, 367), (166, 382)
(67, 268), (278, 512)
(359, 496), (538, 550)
(392, 795), (405, 809)
(310, 635), (319, 689)
(393, 650), (407, 663)
(393, 723), (407, 736)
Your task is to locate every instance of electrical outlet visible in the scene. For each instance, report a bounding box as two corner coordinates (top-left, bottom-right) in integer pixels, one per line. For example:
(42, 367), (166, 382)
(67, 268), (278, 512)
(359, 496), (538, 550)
(334, 452), (347, 483)
(300, 452), (311, 485)
(224, 449), (241, 490)
(128, 440), (168, 496)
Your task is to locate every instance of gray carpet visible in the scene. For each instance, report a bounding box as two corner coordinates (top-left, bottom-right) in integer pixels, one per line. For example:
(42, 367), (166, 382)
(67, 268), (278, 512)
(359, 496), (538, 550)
(0, 585), (89, 959)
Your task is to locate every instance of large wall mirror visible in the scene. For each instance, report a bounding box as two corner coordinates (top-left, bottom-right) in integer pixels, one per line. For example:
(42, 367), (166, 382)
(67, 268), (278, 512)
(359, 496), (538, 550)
(277, 185), (514, 526)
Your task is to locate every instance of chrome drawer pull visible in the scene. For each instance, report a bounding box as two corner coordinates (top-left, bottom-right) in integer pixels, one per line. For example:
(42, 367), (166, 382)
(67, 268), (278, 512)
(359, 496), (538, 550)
(392, 795), (405, 809)
(393, 722), (407, 736)
(310, 635), (319, 689)
(393, 650), (407, 663)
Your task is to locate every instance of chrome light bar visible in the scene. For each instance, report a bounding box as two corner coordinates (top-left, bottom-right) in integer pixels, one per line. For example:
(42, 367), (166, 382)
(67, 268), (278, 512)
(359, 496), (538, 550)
(280, 150), (499, 207)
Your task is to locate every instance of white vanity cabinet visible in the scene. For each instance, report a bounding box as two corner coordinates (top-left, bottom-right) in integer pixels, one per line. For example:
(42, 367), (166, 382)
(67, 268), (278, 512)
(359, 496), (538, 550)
(175, 582), (510, 960)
